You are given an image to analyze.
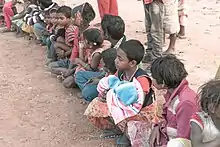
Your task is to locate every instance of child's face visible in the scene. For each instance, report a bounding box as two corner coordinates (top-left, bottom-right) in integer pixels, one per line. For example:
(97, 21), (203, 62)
(152, 78), (165, 90)
(50, 13), (58, 24)
(57, 13), (70, 27)
(72, 12), (83, 26)
(115, 48), (131, 71)
(210, 105), (220, 130)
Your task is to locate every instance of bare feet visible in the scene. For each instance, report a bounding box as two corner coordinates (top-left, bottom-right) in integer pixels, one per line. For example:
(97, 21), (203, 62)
(163, 48), (175, 55)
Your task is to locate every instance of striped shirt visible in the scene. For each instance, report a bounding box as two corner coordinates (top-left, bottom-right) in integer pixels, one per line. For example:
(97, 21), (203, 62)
(65, 25), (80, 61)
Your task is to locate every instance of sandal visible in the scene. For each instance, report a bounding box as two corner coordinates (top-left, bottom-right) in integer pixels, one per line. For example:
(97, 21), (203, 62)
(99, 130), (122, 139)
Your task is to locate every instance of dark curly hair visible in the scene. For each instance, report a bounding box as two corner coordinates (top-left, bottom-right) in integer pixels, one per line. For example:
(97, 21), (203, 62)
(101, 14), (125, 40)
(101, 48), (117, 74)
(151, 55), (188, 89)
(199, 80), (220, 114)
(83, 28), (104, 47)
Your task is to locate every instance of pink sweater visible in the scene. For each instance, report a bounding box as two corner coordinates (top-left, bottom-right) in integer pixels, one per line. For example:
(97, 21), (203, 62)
(158, 79), (199, 146)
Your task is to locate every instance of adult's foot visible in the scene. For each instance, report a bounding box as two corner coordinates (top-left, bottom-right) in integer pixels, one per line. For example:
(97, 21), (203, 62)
(142, 50), (156, 63)
(163, 48), (175, 55)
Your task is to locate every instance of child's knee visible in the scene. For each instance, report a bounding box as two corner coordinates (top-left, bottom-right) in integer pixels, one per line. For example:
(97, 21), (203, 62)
(75, 71), (84, 84)
(63, 76), (75, 88)
(56, 36), (65, 42)
(48, 62), (59, 71)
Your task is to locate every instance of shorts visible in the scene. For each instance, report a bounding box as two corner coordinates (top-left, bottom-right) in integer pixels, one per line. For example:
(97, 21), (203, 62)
(163, 0), (180, 34)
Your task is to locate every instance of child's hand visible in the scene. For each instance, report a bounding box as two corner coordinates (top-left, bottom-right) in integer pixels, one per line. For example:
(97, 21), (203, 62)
(56, 50), (65, 58)
(74, 58), (82, 65)
(64, 69), (73, 78)
(149, 126), (160, 147)
(90, 78), (101, 85)
(42, 31), (50, 36)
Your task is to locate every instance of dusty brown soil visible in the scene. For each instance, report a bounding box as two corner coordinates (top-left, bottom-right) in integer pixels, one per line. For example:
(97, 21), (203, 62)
(0, 0), (219, 147)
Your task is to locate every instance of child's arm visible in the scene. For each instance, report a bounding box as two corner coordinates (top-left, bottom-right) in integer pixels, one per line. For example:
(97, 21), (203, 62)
(191, 122), (220, 147)
(75, 53), (101, 71)
(175, 101), (198, 139)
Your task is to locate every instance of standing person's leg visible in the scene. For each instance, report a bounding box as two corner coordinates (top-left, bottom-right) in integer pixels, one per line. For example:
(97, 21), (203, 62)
(178, 0), (188, 38)
(75, 71), (102, 101)
(3, 2), (14, 30)
(163, 0), (179, 54)
(109, 0), (118, 16)
(97, 0), (110, 19)
(142, 1), (164, 63)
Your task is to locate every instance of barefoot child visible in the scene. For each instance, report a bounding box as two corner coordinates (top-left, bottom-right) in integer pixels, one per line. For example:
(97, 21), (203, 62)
(101, 14), (126, 48)
(190, 80), (220, 147)
(75, 48), (117, 101)
(48, 6), (73, 61)
(2, 0), (18, 33)
(84, 40), (155, 146)
(11, 0), (34, 37)
(148, 55), (198, 146)
(62, 28), (111, 88)
(48, 3), (96, 87)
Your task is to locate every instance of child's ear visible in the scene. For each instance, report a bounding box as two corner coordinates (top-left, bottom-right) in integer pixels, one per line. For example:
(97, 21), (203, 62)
(208, 103), (216, 114)
(129, 60), (137, 67)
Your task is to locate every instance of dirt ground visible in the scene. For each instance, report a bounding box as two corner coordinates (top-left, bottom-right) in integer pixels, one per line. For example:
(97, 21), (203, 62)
(0, 0), (219, 147)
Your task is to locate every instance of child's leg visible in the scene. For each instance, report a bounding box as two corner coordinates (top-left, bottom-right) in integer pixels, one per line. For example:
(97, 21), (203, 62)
(48, 60), (69, 75)
(63, 76), (76, 88)
(109, 0), (118, 16)
(164, 33), (177, 54)
(163, 0), (179, 54)
(33, 23), (46, 41)
(75, 71), (103, 101)
(178, 13), (187, 38)
(3, 2), (14, 30)
(54, 42), (71, 52)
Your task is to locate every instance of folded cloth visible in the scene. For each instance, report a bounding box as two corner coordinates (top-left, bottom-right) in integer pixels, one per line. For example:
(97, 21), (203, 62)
(97, 75), (145, 124)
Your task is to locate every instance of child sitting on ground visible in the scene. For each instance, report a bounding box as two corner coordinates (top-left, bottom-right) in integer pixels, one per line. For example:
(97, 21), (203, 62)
(11, 0), (35, 37)
(101, 14), (126, 48)
(84, 40), (155, 146)
(147, 55), (198, 147)
(190, 80), (220, 147)
(73, 14), (126, 101)
(48, 3), (96, 86)
(62, 28), (111, 88)
(41, 8), (59, 51)
(47, 6), (73, 62)
(75, 48), (117, 101)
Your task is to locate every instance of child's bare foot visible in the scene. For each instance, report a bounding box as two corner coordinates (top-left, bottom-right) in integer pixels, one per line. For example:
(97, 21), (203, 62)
(76, 92), (83, 99)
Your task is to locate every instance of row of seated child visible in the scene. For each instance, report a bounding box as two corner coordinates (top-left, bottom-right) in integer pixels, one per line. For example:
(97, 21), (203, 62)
(4, 0), (220, 147)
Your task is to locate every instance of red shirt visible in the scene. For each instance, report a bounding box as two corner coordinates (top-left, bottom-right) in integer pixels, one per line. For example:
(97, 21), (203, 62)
(65, 25), (80, 61)
(159, 79), (199, 145)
